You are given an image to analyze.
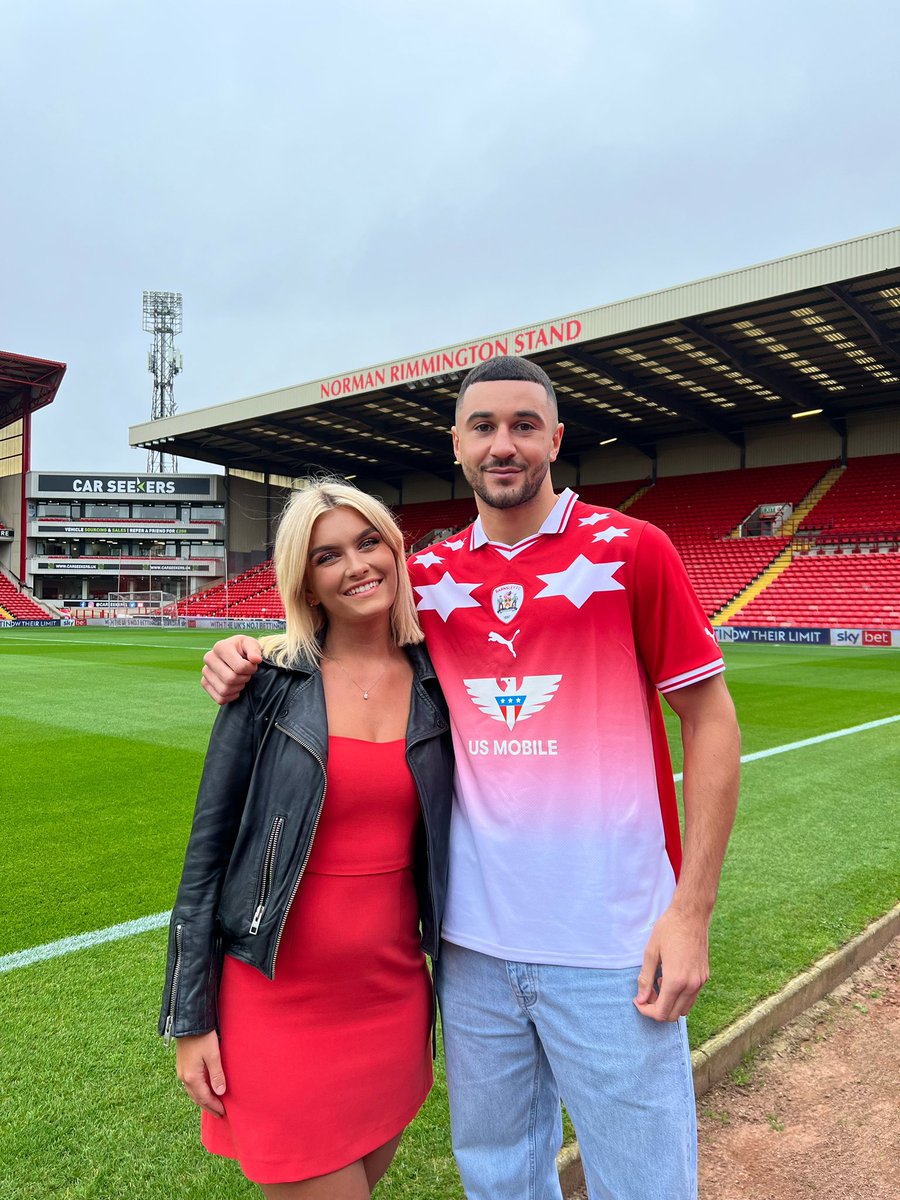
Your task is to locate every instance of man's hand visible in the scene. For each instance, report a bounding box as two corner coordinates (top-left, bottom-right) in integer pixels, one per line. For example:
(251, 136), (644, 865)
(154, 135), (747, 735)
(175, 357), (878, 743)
(633, 905), (710, 1022)
(176, 1031), (227, 1117)
(202, 635), (263, 704)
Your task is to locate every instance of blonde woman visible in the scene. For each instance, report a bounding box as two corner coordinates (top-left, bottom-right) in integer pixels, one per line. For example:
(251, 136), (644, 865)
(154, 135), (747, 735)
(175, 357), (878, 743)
(160, 479), (452, 1199)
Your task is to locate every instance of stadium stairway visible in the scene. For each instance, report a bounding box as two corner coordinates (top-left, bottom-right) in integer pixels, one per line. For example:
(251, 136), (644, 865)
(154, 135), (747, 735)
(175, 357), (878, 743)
(781, 464), (845, 536)
(712, 544), (796, 624)
(617, 481), (653, 511)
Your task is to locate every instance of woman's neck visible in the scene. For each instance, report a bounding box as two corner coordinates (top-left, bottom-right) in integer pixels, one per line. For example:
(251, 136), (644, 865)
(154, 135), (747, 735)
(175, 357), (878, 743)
(322, 618), (397, 663)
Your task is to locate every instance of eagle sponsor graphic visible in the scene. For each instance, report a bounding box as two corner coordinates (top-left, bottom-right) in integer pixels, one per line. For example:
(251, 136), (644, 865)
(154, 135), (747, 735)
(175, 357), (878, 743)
(492, 583), (523, 624)
(464, 674), (562, 730)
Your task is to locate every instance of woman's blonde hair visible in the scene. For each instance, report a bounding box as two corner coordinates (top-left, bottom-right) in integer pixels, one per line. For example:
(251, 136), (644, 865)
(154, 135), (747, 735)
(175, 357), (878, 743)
(260, 478), (423, 668)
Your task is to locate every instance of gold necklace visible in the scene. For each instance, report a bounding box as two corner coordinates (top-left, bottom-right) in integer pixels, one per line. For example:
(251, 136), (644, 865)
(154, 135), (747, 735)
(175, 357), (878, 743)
(323, 653), (389, 700)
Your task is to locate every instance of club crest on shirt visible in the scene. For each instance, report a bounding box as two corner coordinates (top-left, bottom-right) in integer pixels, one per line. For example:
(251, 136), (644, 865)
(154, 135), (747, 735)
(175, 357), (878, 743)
(492, 583), (523, 624)
(464, 674), (562, 730)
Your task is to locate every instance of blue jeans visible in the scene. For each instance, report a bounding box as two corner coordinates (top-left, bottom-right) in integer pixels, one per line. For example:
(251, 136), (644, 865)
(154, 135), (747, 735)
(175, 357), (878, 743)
(435, 940), (697, 1200)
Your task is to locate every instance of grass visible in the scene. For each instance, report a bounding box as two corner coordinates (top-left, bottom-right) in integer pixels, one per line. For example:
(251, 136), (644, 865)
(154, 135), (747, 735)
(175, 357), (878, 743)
(1, 629), (898, 1198)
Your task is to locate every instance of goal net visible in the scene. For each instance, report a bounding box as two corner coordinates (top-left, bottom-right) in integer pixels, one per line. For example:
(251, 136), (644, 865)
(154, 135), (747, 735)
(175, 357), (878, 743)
(107, 590), (180, 626)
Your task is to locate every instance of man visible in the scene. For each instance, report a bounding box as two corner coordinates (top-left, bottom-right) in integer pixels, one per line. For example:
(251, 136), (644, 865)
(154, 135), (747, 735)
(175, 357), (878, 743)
(202, 356), (740, 1199)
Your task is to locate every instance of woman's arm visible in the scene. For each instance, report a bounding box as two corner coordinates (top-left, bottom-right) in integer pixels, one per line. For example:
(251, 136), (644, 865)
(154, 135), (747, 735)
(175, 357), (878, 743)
(159, 686), (262, 1039)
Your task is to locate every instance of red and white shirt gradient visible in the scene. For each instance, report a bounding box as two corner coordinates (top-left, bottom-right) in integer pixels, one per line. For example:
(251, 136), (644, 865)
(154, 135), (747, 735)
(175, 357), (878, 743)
(407, 488), (725, 968)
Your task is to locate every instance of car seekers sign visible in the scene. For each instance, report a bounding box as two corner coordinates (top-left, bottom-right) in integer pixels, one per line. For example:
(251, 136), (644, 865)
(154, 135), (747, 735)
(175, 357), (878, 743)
(715, 625), (900, 648)
(35, 560), (216, 574)
(34, 474), (214, 498)
(34, 522), (217, 538)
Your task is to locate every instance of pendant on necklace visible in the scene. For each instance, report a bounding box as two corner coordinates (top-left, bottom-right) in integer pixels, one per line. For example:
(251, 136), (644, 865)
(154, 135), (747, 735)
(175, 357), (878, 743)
(363, 691), (369, 700)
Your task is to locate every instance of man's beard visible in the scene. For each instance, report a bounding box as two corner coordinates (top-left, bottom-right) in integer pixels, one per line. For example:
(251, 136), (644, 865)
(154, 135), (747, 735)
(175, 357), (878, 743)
(463, 459), (551, 510)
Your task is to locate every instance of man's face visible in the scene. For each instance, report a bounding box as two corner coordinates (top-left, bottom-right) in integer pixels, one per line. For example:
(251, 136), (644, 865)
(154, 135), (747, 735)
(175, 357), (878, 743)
(452, 380), (564, 511)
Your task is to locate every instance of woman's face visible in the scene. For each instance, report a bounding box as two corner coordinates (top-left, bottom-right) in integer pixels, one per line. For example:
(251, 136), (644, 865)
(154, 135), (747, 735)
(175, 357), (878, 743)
(304, 507), (399, 628)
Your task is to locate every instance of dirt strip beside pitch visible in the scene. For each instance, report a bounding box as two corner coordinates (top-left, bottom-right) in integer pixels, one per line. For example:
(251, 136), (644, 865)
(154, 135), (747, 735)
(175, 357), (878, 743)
(559, 904), (900, 1198)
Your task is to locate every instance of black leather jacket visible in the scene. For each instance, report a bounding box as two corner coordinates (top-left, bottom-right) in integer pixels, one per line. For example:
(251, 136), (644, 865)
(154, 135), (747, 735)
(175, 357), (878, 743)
(158, 643), (452, 1041)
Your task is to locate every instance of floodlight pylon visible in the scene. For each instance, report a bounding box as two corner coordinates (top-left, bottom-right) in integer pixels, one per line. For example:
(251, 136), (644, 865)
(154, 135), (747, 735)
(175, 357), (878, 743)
(142, 290), (183, 473)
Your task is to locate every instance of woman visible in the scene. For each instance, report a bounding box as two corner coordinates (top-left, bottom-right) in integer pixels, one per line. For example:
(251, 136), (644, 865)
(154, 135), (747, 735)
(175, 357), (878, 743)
(159, 479), (453, 1199)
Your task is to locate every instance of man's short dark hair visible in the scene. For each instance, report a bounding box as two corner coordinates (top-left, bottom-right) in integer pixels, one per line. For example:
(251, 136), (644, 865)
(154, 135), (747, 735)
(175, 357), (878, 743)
(456, 356), (557, 419)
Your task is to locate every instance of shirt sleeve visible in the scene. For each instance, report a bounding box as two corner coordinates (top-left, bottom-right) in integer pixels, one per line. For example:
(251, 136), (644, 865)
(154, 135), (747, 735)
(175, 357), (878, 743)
(630, 521), (725, 694)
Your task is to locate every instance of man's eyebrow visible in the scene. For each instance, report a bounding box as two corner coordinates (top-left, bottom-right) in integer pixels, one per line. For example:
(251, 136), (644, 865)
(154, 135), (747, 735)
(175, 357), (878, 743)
(309, 525), (378, 556)
(464, 409), (546, 424)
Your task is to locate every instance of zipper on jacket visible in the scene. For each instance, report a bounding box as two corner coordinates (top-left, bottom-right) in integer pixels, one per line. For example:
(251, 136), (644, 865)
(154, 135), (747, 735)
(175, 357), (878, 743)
(163, 923), (184, 1046)
(249, 815), (285, 935)
(271, 723), (327, 974)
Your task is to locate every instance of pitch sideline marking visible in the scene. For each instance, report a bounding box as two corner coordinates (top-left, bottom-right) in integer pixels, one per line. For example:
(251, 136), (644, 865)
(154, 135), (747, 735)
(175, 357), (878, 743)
(0, 911), (171, 974)
(2, 714), (898, 975)
(672, 712), (899, 783)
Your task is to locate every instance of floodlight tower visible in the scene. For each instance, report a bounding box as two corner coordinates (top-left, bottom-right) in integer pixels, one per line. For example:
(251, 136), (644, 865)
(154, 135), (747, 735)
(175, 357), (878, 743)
(142, 290), (183, 473)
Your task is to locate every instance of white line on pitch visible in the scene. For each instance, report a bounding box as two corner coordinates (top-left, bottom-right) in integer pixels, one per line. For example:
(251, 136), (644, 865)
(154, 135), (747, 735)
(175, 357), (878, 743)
(3, 715), (898, 974)
(672, 714), (899, 783)
(0, 911), (171, 974)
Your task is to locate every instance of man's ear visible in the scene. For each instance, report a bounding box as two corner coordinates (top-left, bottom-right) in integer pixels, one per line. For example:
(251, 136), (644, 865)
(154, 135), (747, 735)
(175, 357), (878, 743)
(549, 422), (565, 462)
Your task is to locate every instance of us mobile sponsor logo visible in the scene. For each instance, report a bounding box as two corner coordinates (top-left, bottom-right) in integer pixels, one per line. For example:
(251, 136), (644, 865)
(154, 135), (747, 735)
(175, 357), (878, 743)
(464, 674), (562, 729)
(464, 674), (562, 757)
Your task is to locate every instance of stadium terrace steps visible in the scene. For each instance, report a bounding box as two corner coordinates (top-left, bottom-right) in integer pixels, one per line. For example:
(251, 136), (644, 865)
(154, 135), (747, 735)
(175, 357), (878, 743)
(616, 481), (652, 512)
(796, 453), (900, 541)
(781, 464), (846, 536)
(731, 551), (900, 627)
(396, 499), (478, 549)
(680, 540), (790, 617)
(0, 570), (51, 621)
(624, 462), (829, 546)
(713, 544), (796, 625)
(171, 460), (899, 627)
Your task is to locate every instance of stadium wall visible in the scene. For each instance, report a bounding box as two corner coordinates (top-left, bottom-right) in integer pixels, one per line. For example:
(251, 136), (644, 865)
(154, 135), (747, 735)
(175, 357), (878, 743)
(0, 472), (21, 575)
(225, 474), (289, 573)
(578, 444), (653, 485)
(657, 435), (742, 478)
(745, 419), (841, 467)
(847, 408), (900, 456)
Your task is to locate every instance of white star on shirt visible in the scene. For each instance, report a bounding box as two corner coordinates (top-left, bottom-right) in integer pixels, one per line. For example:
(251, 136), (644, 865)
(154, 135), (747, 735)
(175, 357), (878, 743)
(534, 555), (625, 609)
(445, 539), (465, 551)
(578, 512), (611, 527)
(414, 571), (482, 621)
(592, 525), (629, 544)
(412, 550), (444, 567)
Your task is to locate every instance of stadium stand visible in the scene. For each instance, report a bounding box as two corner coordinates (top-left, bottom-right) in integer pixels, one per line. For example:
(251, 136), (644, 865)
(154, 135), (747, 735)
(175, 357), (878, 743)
(395, 499), (478, 548)
(172, 459), (899, 629)
(0, 571), (51, 621)
(733, 551), (900, 628)
(623, 462), (829, 545)
(177, 561), (283, 619)
(797, 453), (900, 545)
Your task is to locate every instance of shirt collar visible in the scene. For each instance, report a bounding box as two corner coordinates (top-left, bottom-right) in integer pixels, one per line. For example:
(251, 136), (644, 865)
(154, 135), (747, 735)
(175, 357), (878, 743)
(470, 488), (577, 550)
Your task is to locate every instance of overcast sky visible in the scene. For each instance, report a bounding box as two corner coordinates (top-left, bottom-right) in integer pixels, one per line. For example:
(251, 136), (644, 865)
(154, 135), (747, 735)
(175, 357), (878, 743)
(4, 0), (900, 474)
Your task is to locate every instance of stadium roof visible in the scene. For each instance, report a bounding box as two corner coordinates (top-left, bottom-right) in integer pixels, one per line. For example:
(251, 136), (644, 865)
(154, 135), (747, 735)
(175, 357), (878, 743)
(0, 350), (67, 431)
(130, 227), (900, 482)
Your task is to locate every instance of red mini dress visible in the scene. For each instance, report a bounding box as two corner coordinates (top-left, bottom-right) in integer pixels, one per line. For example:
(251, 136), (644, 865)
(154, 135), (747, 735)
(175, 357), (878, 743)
(202, 736), (433, 1183)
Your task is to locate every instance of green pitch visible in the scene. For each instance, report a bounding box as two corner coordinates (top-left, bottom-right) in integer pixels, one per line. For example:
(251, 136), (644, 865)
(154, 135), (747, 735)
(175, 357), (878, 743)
(1, 628), (898, 1199)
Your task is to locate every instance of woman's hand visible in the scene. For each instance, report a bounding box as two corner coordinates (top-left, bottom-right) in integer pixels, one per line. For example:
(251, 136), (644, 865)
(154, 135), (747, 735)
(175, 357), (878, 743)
(175, 1032), (227, 1117)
